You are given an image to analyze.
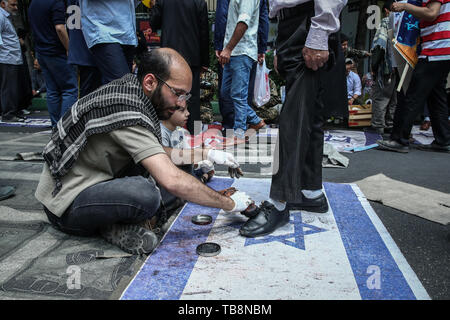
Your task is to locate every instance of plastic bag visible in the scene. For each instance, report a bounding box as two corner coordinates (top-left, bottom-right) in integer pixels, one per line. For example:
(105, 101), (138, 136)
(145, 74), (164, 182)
(253, 60), (271, 107)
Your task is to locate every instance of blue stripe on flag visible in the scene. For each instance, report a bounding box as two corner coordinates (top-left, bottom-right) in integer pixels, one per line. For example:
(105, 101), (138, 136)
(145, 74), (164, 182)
(121, 177), (234, 300)
(324, 182), (416, 300)
(364, 131), (382, 146)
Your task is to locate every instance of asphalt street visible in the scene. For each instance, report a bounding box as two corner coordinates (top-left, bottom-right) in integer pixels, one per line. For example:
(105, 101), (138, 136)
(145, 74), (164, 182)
(0, 113), (449, 300)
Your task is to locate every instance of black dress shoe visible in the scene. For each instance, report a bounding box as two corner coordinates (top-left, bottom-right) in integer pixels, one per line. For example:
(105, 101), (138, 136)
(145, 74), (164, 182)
(239, 201), (290, 238)
(377, 139), (409, 153)
(416, 141), (450, 153)
(287, 193), (329, 213)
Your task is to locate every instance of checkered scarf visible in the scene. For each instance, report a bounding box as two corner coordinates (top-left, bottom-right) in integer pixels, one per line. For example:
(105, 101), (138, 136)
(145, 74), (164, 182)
(371, 17), (393, 86)
(43, 74), (162, 196)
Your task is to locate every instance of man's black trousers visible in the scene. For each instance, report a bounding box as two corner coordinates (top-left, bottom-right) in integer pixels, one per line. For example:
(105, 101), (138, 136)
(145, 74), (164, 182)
(391, 58), (450, 146)
(270, 3), (326, 202)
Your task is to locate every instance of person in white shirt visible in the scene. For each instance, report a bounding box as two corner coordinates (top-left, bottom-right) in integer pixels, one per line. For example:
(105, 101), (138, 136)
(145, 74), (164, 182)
(239, 0), (347, 238)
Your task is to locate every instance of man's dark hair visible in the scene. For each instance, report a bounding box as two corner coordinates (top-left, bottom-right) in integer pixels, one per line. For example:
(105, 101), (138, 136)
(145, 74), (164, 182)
(341, 33), (349, 43)
(137, 50), (172, 84)
(383, 0), (393, 12)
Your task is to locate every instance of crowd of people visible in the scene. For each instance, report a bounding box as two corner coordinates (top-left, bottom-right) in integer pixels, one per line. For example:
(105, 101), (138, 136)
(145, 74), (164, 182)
(0, 0), (449, 255)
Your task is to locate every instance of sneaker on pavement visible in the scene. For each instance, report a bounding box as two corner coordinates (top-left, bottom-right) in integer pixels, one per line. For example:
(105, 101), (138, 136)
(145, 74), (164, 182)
(0, 185), (15, 201)
(239, 201), (290, 238)
(287, 193), (329, 213)
(416, 141), (450, 153)
(1, 115), (25, 123)
(100, 221), (159, 255)
(377, 139), (409, 153)
(363, 126), (384, 135)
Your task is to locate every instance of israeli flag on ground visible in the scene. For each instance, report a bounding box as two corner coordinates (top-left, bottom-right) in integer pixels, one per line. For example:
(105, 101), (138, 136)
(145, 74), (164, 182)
(324, 130), (381, 153)
(121, 177), (429, 300)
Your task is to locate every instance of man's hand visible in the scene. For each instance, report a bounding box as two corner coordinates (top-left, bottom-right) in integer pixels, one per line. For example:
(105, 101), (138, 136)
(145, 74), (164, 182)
(302, 46), (329, 71)
(257, 53), (265, 65)
(391, 2), (407, 12)
(207, 149), (239, 168)
(215, 50), (221, 60)
(197, 160), (215, 174)
(227, 191), (253, 212)
(219, 47), (232, 66)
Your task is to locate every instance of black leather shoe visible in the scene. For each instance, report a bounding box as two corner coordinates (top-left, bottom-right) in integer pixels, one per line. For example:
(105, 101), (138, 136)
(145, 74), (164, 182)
(377, 139), (409, 153)
(287, 193), (329, 213)
(416, 141), (450, 153)
(239, 201), (290, 238)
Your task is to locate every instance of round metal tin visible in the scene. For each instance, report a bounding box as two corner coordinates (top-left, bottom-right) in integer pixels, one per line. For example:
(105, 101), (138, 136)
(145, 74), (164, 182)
(191, 214), (213, 225)
(196, 242), (221, 257)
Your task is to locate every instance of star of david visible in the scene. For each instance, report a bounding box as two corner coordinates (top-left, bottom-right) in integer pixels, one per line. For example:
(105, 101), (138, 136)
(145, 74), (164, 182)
(227, 212), (328, 250)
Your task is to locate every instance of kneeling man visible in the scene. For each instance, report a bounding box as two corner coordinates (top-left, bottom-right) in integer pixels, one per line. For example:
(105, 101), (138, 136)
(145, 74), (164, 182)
(35, 48), (251, 255)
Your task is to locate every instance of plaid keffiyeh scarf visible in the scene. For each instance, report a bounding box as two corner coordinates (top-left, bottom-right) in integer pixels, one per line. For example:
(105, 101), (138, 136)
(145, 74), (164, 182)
(371, 17), (394, 87)
(43, 74), (162, 196)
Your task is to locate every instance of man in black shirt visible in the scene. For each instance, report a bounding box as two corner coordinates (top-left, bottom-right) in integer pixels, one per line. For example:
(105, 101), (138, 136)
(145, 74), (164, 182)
(149, 0), (209, 134)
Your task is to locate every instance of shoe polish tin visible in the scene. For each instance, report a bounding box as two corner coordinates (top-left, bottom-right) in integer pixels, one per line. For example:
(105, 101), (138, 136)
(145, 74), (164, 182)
(191, 214), (213, 225)
(196, 242), (221, 257)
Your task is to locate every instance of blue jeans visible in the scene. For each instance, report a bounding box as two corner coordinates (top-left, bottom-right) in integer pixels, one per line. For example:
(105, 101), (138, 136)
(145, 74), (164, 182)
(221, 55), (261, 137)
(45, 176), (162, 237)
(36, 53), (78, 127)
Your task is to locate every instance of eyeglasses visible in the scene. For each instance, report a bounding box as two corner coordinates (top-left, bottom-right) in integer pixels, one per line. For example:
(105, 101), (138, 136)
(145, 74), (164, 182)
(154, 74), (192, 103)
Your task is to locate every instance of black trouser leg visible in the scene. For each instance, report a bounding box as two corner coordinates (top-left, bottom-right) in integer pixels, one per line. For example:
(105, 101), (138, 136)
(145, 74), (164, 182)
(269, 7), (325, 202)
(391, 59), (450, 146)
(78, 65), (102, 98)
(0, 63), (20, 118)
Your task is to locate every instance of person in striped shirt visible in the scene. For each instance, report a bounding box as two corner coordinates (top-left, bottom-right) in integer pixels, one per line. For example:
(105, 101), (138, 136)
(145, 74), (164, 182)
(378, 0), (450, 153)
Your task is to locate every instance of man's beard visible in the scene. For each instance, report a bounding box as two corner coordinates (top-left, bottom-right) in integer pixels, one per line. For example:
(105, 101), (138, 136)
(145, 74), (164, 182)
(151, 84), (176, 120)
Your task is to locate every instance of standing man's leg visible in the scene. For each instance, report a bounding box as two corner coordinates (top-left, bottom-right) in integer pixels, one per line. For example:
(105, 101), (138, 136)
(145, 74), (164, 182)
(230, 55), (261, 139)
(78, 65), (103, 98)
(39, 54), (78, 122)
(55, 56), (78, 120)
(220, 62), (235, 133)
(240, 4), (324, 237)
(424, 63), (450, 148)
(187, 66), (201, 134)
(218, 62), (235, 130)
(0, 63), (21, 121)
(393, 60), (449, 145)
(90, 43), (134, 84)
(385, 72), (398, 130)
(371, 75), (395, 133)
(36, 54), (62, 126)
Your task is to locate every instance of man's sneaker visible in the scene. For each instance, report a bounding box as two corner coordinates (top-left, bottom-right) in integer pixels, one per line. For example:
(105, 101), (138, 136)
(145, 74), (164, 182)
(363, 126), (384, 135)
(239, 201), (290, 238)
(287, 193), (329, 213)
(416, 141), (450, 153)
(100, 222), (159, 255)
(1, 116), (25, 123)
(0, 185), (15, 201)
(377, 139), (409, 153)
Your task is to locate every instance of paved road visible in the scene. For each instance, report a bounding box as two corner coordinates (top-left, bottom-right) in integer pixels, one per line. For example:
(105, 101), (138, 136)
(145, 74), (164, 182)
(0, 118), (449, 299)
